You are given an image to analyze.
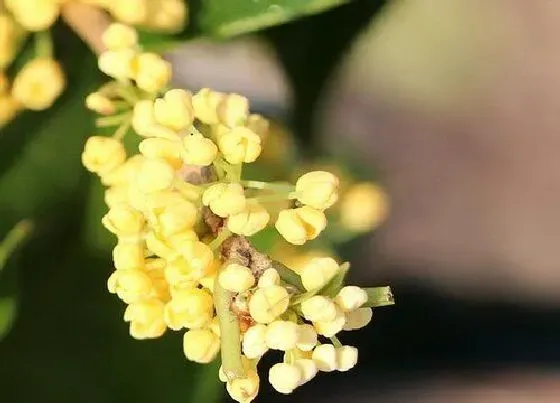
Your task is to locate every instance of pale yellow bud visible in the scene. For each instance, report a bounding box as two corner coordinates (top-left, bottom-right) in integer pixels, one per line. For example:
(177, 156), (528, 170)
(134, 53), (171, 93)
(145, 230), (197, 260)
(296, 324), (318, 352)
(182, 133), (218, 166)
(343, 307), (373, 331)
(110, 0), (148, 25)
(144, 192), (198, 236)
(12, 58), (65, 110)
(301, 295), (337, 322)
(105, 185), (129, 207)
(268, 363), (302, 394)
(183, 328), (220, 363)
(102, 203), (144, 236)
(246, 114), (269, 139)
(172, 240), (214, 279)
(312, 344), (337, 372)
(294, 359), (318, 384)
(107, 269), (152, 303)
(101, 154), (146, 187)
(217, 93), (249, 127)
(313, 305), (345, 337)
(340, 183), (389, 233)
(295, 171), (339, 210)
(248, 285), (289, 324)
(153, 89), (194, 131)
(82, 136), (127, 176)
(218, 127), (262, 164)
(163, 287), (213, 330)
(144, 0), (187, 33)
(135, 159), (175, 193)
(132, 100), (179, 139)
(218, 263), (255, 293)
(85, 92), (115, 115)
(192, 88), (224, 124)
(336, 345), (358, 372)
(124, 297), (166, 339)
(334, 286), (368, 312)
(300, 257), (339, 291)
(257, 268), (280, 288)
(226, 370), (260, 403)
(113, 242), (145, 270)
(0, 95), (20, 128)
(242, 324), (268, 359)
(6, 0), (59, 31)
(139, 137), (183, 169)
(227, 201), (270, 236)
(275, 207), (326, 245)
(202, 183), (246, 218)
(145, 258), (171, 301)
(98, 49), (136, 81)
(102, 23), (138, 51)
(265, 320), (298, 351)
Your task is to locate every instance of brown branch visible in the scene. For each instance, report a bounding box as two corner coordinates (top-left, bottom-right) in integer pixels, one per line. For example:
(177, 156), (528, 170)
(60, 2), (111, 55)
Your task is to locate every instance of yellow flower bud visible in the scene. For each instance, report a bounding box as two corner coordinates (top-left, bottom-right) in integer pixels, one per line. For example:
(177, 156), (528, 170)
(12, 58), (65, 110)
(257, 268), (280, 288)
(295, 171), (339, 210)
(124, 297), (166, 339)
(144, 191), (198, 236)
(217, 93), (249, 127)
(113, 242), (145, 270)
(227, 201), (270, 236)
(340, 183), (389, 233)
(313, 305), (345, 337)
(265, 320), (298, 351)
(109, 0), (148, 25)
(202, 183), (246, 218)
(134, 52), (171, 93)
(299, 257), (339, 291)
(102, 203), (145, 236)
(248, 285), (289, 324)
(105, 185), (129, 208)
(183, 328), (220, 363)
(246, 114), (269, 139)
(192, 88), (224, 124)
(0, 95), (20, 128)
(218, 263), (255, 293)
(300, 295), (336, 323)
(144, 258), (171, 301)
(242, 324), (268, 359)
(343, 307), (373, 331)
(145, 229), (197, 260)
(312, 344), (337, 372)
(139, 137), (183, 169)
(132, 100), (179, 139)
(170, 240), (214, 281)
(296, 324), (318, 352)
(218, 127), (262, 164)
(82, 136), (127, 176)
(182, 133), (218, 166)
(101, 154), (146, 187)
(336, 345), (358, 372)
(226, 369), (260, 403)
(98, 49), (136, 81)
(135, 159), (175, 193)
(144, 0), (187, 33)
(101, 23), (138, 51)
(294, 359), (317, 384)
(334, 286), (368, 312)
(154, 89), (194, 131)
(268, 363), (302, 394)
(6, 0), (59, 31)
(85, 92), (115, 115)
(275, 207), (326, 245)
(163, 287), (213, 330)
(107, 269), (152, 303)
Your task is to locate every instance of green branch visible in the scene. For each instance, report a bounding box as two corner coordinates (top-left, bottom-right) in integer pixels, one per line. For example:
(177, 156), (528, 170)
(0, 220), (33, 272)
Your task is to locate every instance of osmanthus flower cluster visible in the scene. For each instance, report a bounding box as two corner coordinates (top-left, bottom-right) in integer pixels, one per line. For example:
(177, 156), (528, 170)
(81, 23), (394, 403)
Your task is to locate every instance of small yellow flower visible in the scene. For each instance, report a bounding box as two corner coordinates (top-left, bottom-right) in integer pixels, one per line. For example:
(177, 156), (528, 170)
(275, 207), (326, 245)
(246, 114), (269, 139)
(132, 100), (178, 139)
(257, 268), (280, 288)
(145, 230), (197, 260)
(107, 269), (152, 303)
(82, 136), (127, 176)
(226, 369), (260, 403)
(218, 127), (262, 164)
(268, 363), (302, 394)
(311, 344), (337, 372)
(294, 359), (318, 384)
(265, 320), (298, 351)
(182, 133), (218, 166)
(248, 285), (289, 324)
(300, 295), (337, 323)
(85, 92), (115, 115)
(336, 345), (358, 372)
(242, 324), (268, 359)
(144, 192), (197, 236)
(340, 183), (389, 233)
(134, 52), (171, 93)
(192, 88), (224, 124)
(343, 307), (373, 331)
(313, 306), (345, 337)
(183, 328), (220, 363)
(227, 201), (270, 236)
(105, 185), (129, 208)
(12, 58), (65, 110)
(296, 324), (318, 352)
(98, 49), (136, 81)
(144, 258), (171, 301)
(172, 240), (214, 279)
(153, 89), (195, 131)
(124, 297), (166, 339)
(217, 93), (249, 127)
(163, 287), (214, 330)
(139, 137), (183, 169)
(334, 286), (368, 312)
(109, 0), (149, 25)
(218, 263), (255, 293)
(101, 154), (146, 187)
(299, 257), (339, 291)
(135, 159), (175, 193)
(143, 0), (187, 33)
(102, 203), (145, 237)
(101, 23), (138, 51)
(112, 241), (145, 270)
(202, 183), (246, 218)
(6, 0), (60, 31)
(294, 171), (339, 210)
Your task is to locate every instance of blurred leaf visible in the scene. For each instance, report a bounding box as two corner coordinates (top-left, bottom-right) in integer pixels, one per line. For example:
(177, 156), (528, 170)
(139, 0), (352, 50)
(363, 286), (395, 308)
(0, 297), (16, 340)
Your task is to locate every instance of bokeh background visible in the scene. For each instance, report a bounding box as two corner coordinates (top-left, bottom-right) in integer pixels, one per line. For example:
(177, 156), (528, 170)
(2, 0), (560, 402)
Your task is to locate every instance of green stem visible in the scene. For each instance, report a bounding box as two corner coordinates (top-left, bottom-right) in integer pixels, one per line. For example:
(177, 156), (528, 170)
(330, 336), (342, 348)
(96, 113), (130, 128)
(363, 286), (395, 307)
(34, 31), (53, 58)
(0, 220), (33, 272)
(240, 180), (294, 192)
(214, 277), (245, 382)
(209, 229), (232, 252)
(112, 115), (132, 140)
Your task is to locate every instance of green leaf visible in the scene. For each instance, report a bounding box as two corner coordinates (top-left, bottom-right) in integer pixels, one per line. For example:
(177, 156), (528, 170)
(0, 297), (16, 341)
(363, 286), (395, 308)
